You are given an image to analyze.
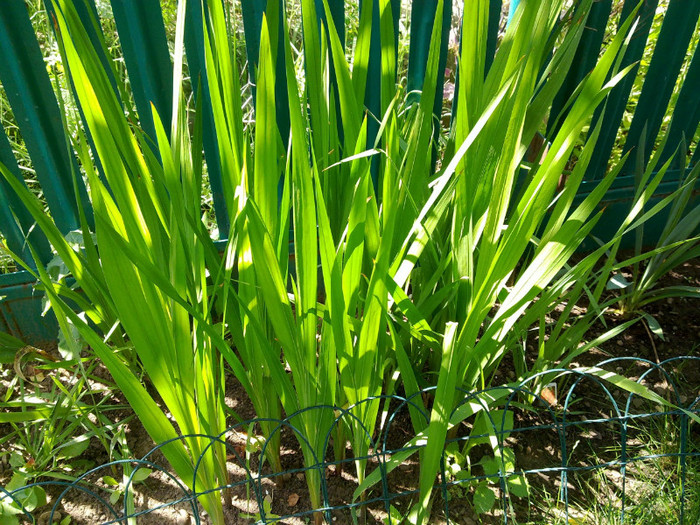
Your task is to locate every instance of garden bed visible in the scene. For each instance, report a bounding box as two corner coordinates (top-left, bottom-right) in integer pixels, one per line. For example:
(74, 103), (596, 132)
(2, 258), (698, 525)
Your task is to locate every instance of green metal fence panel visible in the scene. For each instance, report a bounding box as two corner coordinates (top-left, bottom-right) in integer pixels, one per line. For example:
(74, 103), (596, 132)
(547, 0), (613, 138)
(622, 0), (700, 174)
(662, 42), (700, 165)
(184, 0), (231, 237)
(109, 0), (173, 143)
(45, 0), (119, 189)
(575, 167), (694, 251)
(0, 1), (99, 345)
(407, 0), (452, 119)
(588, 0), (659, 179)
(0, 0), (177, 344)
(485, 0), (501, 75)
(450, 0), (503, 124)
(0, 129), (52, 266)
(0, 270), (58, 344)
(362, 0), (400, 184)
(3, 357), (698, 524)
(314, 0), (346, 47)
(240, 0), (290, 147)
(47, 0), (120, 96)
(0, 0), (89, 235)
(501, 0), (697, 250)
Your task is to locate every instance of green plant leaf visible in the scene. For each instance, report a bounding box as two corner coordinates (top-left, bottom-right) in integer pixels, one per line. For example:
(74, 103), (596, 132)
(479, 456), (499, 478)
(102, 476), (119, 487)
(0, 332), (25, 366)
(6, 472), (27, 492)
(416, 322), (461, 522)
(568, 366), (700, 425)
(385, 505), (404, 525)
(466, 410), (514, 453)
(506, 474), (528, 498)
(8, 454), (23, 469)
(0, 501), (22, 524)
(6, 473), (46, 513)
(607, 273), (632, 290)
(109, 490), (121, 505)
(56, 436), (90, 459)
(130, 468), (152, 484)
(642, 313), (665, 341)
(473, 482), (496, 515)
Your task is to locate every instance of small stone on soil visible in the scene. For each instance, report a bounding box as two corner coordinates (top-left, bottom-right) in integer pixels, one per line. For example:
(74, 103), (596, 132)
(38, 510), (62, 525)
(176, 509), (191, 525)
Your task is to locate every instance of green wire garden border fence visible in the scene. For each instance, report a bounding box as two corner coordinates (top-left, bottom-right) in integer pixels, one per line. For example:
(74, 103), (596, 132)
(0, 0), (699, 346)
(3, 356), (699, 524)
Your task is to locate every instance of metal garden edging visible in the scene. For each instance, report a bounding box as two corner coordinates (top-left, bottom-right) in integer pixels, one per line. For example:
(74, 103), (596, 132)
(2, 357), (699, 524)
